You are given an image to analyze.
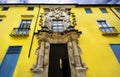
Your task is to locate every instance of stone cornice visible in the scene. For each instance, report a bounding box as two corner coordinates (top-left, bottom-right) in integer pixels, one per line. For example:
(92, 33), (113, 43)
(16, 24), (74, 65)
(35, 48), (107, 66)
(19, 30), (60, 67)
(36, 31), (82, 43)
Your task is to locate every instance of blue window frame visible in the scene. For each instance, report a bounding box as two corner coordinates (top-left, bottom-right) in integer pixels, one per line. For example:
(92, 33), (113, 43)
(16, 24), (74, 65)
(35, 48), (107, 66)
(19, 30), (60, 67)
(85, 8), (92, 14)
(19, 20), (31, 29)
(17, 20), (31, 34)
(100, 8), (108, 13)
(115, 8), (120, 13)
(52, 20), (64, 32)
(97, 20), (114, 33)
(110, 44), (120, 63)
(0, 46), (22, 77)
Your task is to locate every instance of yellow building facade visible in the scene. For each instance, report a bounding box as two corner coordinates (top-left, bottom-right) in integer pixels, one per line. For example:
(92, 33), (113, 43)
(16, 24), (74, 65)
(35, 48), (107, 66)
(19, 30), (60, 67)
(0, 4), (120, 77)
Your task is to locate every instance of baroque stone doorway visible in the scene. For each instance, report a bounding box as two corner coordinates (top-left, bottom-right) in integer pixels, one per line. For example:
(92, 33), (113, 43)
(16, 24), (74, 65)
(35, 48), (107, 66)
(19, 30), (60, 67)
(48, 44), (71, 77)
(31, 7), (87, 77)
(31, 32), (87, 77)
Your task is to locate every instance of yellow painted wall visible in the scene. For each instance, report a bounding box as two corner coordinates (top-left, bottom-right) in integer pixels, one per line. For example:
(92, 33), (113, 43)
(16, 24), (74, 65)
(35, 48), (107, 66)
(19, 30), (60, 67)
(71, 6), (120, 77)
(0, 5), (120, 77)
(0, 5), (39, 77)
(111, 7), (120, 17)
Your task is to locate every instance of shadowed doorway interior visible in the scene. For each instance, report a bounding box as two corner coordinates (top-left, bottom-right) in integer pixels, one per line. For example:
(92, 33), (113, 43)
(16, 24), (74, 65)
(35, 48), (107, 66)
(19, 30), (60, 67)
(48, 44), (71, 77)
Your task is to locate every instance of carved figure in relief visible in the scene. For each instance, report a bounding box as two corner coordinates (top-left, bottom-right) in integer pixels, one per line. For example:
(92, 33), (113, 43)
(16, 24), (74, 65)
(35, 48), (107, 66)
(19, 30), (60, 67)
(43, 42), (49, 66)
(68, 41), (75, 65)
(31, 41), (45, 72)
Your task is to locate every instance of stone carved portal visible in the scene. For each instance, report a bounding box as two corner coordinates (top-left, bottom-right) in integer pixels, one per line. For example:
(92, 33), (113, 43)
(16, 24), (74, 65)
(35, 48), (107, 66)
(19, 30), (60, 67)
(31, 7), (87, 77)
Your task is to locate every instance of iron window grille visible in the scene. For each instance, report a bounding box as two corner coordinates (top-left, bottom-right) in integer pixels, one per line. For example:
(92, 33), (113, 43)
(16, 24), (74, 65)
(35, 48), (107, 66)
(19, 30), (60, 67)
(97, 20), (120, 36)
(10, 20), (31, 37)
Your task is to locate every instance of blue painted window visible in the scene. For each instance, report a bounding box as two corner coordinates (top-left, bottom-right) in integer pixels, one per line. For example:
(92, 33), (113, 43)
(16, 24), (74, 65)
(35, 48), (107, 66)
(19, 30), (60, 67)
(19, 20), (31, 29)
(52, 20), (64, 32)
(17, 20), (31, 34)
(100, 8), (108, 13)
(110, 44), (120, 63)
(0, 46), (22, 77)
(97, 20), (114, 33)
(85, 8), (92, 14)
(115, 8), (120, 13)
(27, 7), (34, 11)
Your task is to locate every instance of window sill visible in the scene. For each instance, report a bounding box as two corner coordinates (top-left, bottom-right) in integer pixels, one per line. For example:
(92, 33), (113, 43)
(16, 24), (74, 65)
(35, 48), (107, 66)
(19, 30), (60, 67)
(10, 34), (29, 37)
(21, 15), (34, 17)
(9, 28), (30, 37)
(102, 32), (120, 36)
(0, 15), (6, 18)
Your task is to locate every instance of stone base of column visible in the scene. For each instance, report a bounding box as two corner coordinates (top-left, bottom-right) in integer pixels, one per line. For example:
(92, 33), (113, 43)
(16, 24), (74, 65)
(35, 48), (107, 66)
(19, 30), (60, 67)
(76, 67), (87, 77)
(31, 67), (44, 77)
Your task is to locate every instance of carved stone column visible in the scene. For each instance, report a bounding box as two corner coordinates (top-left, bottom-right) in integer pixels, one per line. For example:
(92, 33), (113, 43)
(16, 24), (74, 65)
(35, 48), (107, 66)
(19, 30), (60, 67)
(31, 41), (45, 77)
(31, 40), (50, 77)
(72, 40), (87, 77)
(43, 41), (50, 77)
(67, 41), (76, 77)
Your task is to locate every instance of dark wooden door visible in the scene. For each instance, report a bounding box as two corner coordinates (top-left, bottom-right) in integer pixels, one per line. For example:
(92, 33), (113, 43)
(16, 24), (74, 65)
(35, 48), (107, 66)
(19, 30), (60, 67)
(48, 44), (71, 77)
